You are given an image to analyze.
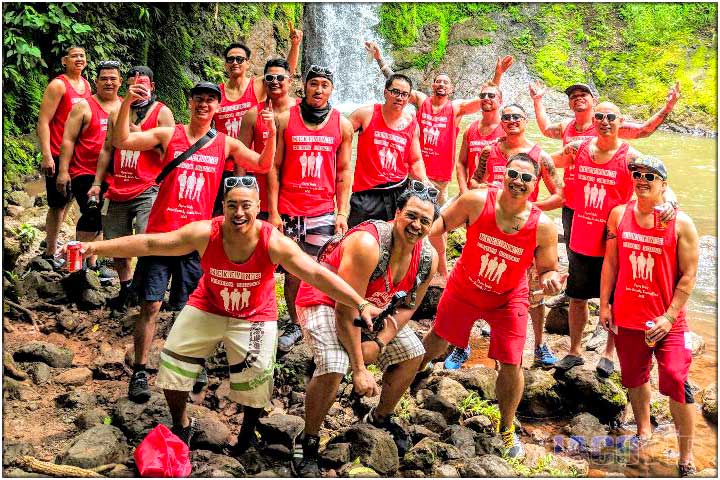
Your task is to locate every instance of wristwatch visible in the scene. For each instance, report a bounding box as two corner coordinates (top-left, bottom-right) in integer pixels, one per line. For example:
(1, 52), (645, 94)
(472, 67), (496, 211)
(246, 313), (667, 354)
(357, 300), (371, 314)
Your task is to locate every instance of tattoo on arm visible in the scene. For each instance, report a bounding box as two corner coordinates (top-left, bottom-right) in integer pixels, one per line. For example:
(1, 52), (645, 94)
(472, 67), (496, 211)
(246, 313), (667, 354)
(472, 148), (491, 183)
(605, 231), (617, 240)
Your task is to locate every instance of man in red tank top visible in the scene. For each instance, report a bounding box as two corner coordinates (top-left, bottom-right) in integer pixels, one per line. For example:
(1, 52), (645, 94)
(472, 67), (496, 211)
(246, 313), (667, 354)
(271, 65), (356, 353)
(111, 81), (277, 404)
(292, 188), (439, 477)
(65, 178), (381, 452)
(87, 66), (175, 316)
(55, 60), (122, 280)
(37, 46), (92, 268)
(600, 156), (698, 477)
(423, 155), (566, 460)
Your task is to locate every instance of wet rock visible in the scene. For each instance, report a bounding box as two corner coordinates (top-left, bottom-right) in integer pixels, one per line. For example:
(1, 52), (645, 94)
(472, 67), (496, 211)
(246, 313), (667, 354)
(91, 342), (128, 380)
(702, 383), (717, 424)
(55, 367), (93, 386)
(17, 271), (66, 302)
(190, 450), (246, 477)
(56, 391), (97, 409)
(553, 454), (590, 476)
(460, 454), (516, 477)
(328, 423), (399, 475)
(410, 408), (447, 434)
(545, 305), (569, 335)
(556, 363), (627, 423)
(463, 414), (495, 435)
(22, 362), (51, 385)
(322, 442), (352, 468)
(432, 464), (460, 477)
(27, 256), (52, 272)
(278, 343), (314, 390)
(520, 368), (562, 418)
(114, 393), (171, 441)
(421, 394), (461, 424)
(402, 438), (462, 470)
(560, 413), (610, 455)
(3, 441), (35, 467)
(58, 425), (129, 469)
(435, 367), (497, 400)
(124, 339), (163, 372)
(75, 407), (111, 430)
(257, 414), (304, 447)
(14, 341), (73, 368)
(441, 425), (475, 457)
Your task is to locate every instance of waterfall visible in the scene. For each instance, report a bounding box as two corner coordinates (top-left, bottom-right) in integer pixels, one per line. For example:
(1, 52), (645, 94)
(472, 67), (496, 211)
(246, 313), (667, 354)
(302, 3), (390, 111)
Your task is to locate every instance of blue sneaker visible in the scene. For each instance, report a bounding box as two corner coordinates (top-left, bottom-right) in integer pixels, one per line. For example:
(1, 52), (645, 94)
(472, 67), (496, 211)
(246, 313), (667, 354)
(444, 346), (471, 370)
(533, 343), (558, 369)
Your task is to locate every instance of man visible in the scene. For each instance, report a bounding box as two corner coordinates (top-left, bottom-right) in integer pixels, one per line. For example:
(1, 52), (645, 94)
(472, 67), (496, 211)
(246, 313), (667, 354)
(270, 65), (355, 352)
(212, 28), (302, 215)
(422, 155), (566, 459)
(292, 186), (439, 476)
(66, 177), (382, 453)
(55, 60), (123, 280)
(599, 156), (698, 477)
(111, 79), (276, 403)
(347, 73), (428, 228)
(551, 102), (676, 373)
(88, 66), (175, 315)
(37, 46), (93, 270)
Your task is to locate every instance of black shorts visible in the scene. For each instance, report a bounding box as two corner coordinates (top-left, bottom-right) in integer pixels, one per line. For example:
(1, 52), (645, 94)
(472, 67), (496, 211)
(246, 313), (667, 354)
(561, 206), (574, 248)
(45, 156), (72, 208)
(348, 179), (409, 228)
(566, 247), (603, 300)
(132, 252), (203, 309)
(212, 170), (235, 217)
(70, 174), (108, 233)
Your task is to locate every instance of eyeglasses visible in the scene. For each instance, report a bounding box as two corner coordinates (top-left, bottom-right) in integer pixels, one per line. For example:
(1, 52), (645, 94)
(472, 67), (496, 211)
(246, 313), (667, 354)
(501, 113), (525, 122)
(631, 171), (660, 182)
(408, 180), (439, 200)
(387, 88), (410, 100)
(224, 175), (259, 193)
(264, 74), (287, 83)
(479, 92), (497, 99)
(594, 112), (617, 122)
(506, 168), (536, 183)
(225, 56), (247, 64)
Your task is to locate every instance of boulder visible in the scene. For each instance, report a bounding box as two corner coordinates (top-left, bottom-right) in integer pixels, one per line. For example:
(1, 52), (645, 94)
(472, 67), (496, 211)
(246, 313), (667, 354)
(3, 441), (35, 467)
(55, 367), (93, 386)
(328, 423), (399, 475)
(409, 408), (447, 434)
(408, 424), (440, 444)
(545, 305), (569, 335)
(7, 191), (33, 208)
(556, 364), (627, 423)
(191, 408), (232, 452)
(421, 394), (461, 424)
(190, 450), (246, 477)
(474, 432), (505, 456)
(322, 442), (352, 468)
(56, 391), (98, 409)
(435, 377), (469, 404)
(92, 342), (128, 380)
(463, 415), (495, 435)
(561, 413), (610, 456)
(519, 368), (562, 418)
(402, 438), (463, 471)
(257, 414), (304, 447)
(460, 454), (517, 477)
(4, 237), (22, 271)
(27, 256), (53, 272)
(441, 425), (475, 457)
(22, 362), (52, 385)
(432, 464), (460, 477)
(435, 367), (497, 400)
(114, 393), (172, 441)
(5, 205), (24, 217)
(13, 341), (73, 368)
(58, 425), (129, 469)
(702, 383), (717, 424)
(79, 289), (106, 309)
(75, 407), (111, 430)
(278, 343), (314, 390)
(17, 271), (66, 302)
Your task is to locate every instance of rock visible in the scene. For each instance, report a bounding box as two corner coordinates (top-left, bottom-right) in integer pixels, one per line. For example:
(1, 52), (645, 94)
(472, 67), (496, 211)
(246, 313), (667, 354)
(461, 454), (516, 477)
(702, 383), (717, 424)
(7, 190), (33, 208)
(338, 462), (380, 478)
(56, 391), (97, 409)
(34, 193), (47, 207)
(5, 205), (24, 217)
(13, 341), (73, 368)
(4, 237), (22, 271)
(58, 425), (129, 469)
(695, 468), (718, 477)
(191, 408), (231, 452)
(79, 289), (106, 309)
(92, 342), (128, 380)
(355, 393), (380, 415)
(556, 363), (627, 423)
(463, 415), (495, 434)
(17, 271), (66, 302)
(561, 413), (610, 455)
(687, 332), (706, 356)
(278, 343), (314, 390)
(114, 393), (171, 441)
(432, 464), (459, 477)
(545, 305), (569, 334)
(22, 362), (51, 385)
(3, 441), (35, 467)
(441, 425), (475, 457)
(474, 432), (505, 456)
(27, 256), (53, 272)
(409, 408), (447, 434)
(125, 339), (163, 372)
(408, 424), (440, 443)
(412, 285), (442, 320)
(57, 312), (91, 334)
(322, 442), (352, 468)
(435, 377), (469, 404)
(446, 228), (466, 260)
(4, 352), (28, 380)
(552, 454), (590, 476)
(257, 414), (304, 446)
(421, 394), (461, 424)
(190, 450), (246, 477)
(402, 438), (462, 470)
(55, 367), (93, 386)
(3, 467), (44, 477)
(328, 423), (399, 475)
(436, 367), (497, 400)
(649, 394), (673, 425)
(75, 407), (111, 430)
(519, 368), (562, 418)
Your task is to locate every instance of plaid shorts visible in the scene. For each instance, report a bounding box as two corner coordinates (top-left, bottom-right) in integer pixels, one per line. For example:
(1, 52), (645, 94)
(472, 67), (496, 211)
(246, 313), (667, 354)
(298, 304), (425, 376)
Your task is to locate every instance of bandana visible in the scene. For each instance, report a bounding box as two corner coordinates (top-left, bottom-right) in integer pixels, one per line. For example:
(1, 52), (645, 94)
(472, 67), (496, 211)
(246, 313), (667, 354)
(299, 98), (332, 125)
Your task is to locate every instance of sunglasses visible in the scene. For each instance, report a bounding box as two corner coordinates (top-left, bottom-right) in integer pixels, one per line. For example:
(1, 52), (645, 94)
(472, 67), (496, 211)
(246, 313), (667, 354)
(224, 175), (259, 193)
(98, 60), (121, 69)
(225, 56), (247, 64)
(387, 88), (410, 100)
(264, 74), (287, 83)
(479, 92), (497, 99)
(631, 171), (661, 182)
(594, 112), (617, 122)
(501, 113), (525, 122)
(506, 168), (536, 183)
(309, 64), (333, 76)
(408, 180), (439, 200)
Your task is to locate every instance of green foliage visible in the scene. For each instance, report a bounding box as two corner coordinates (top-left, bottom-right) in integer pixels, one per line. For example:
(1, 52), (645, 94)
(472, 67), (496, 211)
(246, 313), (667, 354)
(3, 136), (40, 197)
(510, 28), (534, 53)
(394, 392), (413, 421)
(11, 223), (41, 251)
(275, 278), (288, 319)
(458, 391), (501, 428)
(506, 453), (581, 477)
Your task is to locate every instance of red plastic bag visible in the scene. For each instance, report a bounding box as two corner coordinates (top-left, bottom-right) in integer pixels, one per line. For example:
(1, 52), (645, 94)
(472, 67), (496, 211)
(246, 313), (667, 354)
(134, 423), (192, 477)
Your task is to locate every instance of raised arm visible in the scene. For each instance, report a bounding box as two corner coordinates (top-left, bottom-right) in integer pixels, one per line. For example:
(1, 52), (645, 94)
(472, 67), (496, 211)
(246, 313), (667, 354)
(227, 104), (276, 174)
(334, 117), (354, 235)
(470, 145), (493, 187)
(534, 151), (564, 211)
(529, 80), (565, 140)
(287, 26), (303, 78)
(619, 82), (680, 139)
(599, 206), (623, 330)
(56, 100), (89, 196)
(37, 78), (66, 176)
(364, 41), (425, 107)
(550, 140), (582, 169)
(431, 189), (485, 237)
(491, 55), (514, 86)
(113, 84), (173, 152)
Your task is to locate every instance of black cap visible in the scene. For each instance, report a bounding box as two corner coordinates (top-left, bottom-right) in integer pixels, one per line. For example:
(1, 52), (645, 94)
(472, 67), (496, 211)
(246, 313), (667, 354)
(190, 82), (222, 100)
(628, 155), (668, 180)
(304, 64), (334, 84)
(564, 83), (598, 97)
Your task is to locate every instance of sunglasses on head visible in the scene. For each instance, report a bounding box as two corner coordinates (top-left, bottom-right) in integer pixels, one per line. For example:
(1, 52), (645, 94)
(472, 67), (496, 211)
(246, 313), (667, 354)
(408, 180), (439, 200)
(309, 64), (333, 76)
(594, 112), (617, 122)
(501, 113), (525, 122)
(506, 168), (536, 183)
(387, 88), (410, 100)
(98, 60), (121, 69)
(264, 73), (287, 83)
(225, 56), (247, 64)
(631, 171), (661, 182)
(224, 175), (259, 193)
(479, 92), (497, 99)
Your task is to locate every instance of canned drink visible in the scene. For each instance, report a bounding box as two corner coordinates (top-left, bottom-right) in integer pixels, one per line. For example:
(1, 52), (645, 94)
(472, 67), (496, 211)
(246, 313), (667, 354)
(66, 241), (83, 273)
(653, 205), (667, 231)
(645, 320), (656, 347)
(135, 75), (152, 99)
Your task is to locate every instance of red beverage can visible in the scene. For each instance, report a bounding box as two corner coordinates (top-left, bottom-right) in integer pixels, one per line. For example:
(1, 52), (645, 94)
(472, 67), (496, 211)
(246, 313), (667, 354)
(66, 241), (83, 273)
(653, 205), (667, 231)
(135, 76), (152, 100)
(645, 320), (656, 347)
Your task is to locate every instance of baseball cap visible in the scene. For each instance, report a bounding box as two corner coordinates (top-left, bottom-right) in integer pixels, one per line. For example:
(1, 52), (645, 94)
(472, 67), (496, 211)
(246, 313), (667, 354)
(628, 155), (668, 180)
(190, 81), (222, 100)
(564, 83), (598, 98)
(304, 64), (334, 84)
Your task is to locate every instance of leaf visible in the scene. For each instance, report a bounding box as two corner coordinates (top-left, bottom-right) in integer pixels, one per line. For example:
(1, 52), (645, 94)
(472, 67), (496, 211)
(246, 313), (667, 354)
(103, 416), (112, 425)
(92, 324), (99, 332)
(64, 3), (78, 14)
(72, 23), (93, 34)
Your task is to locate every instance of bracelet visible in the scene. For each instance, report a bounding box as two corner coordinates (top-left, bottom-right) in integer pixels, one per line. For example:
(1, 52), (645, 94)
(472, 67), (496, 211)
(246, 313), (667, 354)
(337, 211), (349, 217)
(357, 300), (371, 315)
(92, 183), (102, 187)
(663, 313), (676, 324)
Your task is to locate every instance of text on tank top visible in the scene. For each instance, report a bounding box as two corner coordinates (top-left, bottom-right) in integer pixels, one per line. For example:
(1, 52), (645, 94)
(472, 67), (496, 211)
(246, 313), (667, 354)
(612, 201), (685, 330)
(562, 121), (598, 210)
(145, 125), (227, 233)
(215, 81), (258, 171)
(279, 106), (342, 217)
(456, 188), (540, 295)
(69, 96), (113, 179)
(188, 218), (278, 321)
(353, 104), (418, 192)
(465, 121), (504, 187)
(49, 74), (93, 157)
(417, 98), (458, 182)
(295, 221), (423, 309)
(107, 102), (165, 202)
(569, 140), (633, 257)
(484, 143), (544, 202)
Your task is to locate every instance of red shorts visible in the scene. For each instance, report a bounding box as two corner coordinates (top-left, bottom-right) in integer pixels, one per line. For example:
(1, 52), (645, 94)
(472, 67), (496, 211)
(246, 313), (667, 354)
(433, 279), (529, 365)
(613, 323), (694, 404)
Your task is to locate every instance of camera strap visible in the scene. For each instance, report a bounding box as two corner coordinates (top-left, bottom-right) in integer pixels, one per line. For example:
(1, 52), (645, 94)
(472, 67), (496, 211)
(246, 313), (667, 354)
(155, 128), (217, 184)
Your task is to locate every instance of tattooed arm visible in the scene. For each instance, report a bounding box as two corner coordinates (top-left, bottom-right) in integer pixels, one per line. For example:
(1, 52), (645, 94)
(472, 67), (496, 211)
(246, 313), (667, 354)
(619, 82), (680, 139)
(469, 145), (493, 188)
(551, 140), (582, 169)
(529, 80), (566, 140)
(599, 205), (624, 330)
(534, 151), (564, 211)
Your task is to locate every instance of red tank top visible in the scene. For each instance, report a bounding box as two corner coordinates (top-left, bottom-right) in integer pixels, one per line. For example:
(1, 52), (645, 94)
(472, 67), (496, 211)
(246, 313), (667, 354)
(612, 202), (685, 330)
(455, 188), (540, 295)
(353, 104), (418, 192)
(145, 125), (227, 233)
(106, 102), (165, 202)
(569, 140), (633, 257)
(296, 221), (423, 309)
(278, 105), (342, 216)
(215, 81), (258, 171)
(188, 218), (277, 321)
(68, 96), (112, 179)
(562, 121), (598, 210)
(465, 121), (504, 188)
(49, 74), (93, 157)
(417, 98), (458, 182)
(483, 143), (543, 202)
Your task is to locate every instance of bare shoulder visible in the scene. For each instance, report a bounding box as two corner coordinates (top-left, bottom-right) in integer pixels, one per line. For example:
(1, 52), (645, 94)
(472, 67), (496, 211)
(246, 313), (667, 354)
(536, 212), (558, 240)
(47, 77), (66, 94)
(339, 115), (354, 135)
(675, 211), (697, 233)
(344, 229), (381, 257)
(350, 104), (374, 119)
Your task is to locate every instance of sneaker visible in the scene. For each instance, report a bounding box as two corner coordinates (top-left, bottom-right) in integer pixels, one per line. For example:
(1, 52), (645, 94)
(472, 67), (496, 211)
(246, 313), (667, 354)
(678, 462), (697, 477)
(444, 346), (471, 370)
(533, 343), (558, 369)
(41, 253), (66, 271)
(91, 264), (117, 285)
(128, 370), (151, 403)
(171, 416), (197, 448)
(554, 354), (585, 371)
(595, 357), (615, 378)
(278, 323), (303, 352)
(192, 368), (208, 394)
(291, 433), (321, 477)
(362, 408), (412, 456)
(500, 425), (525, 460)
